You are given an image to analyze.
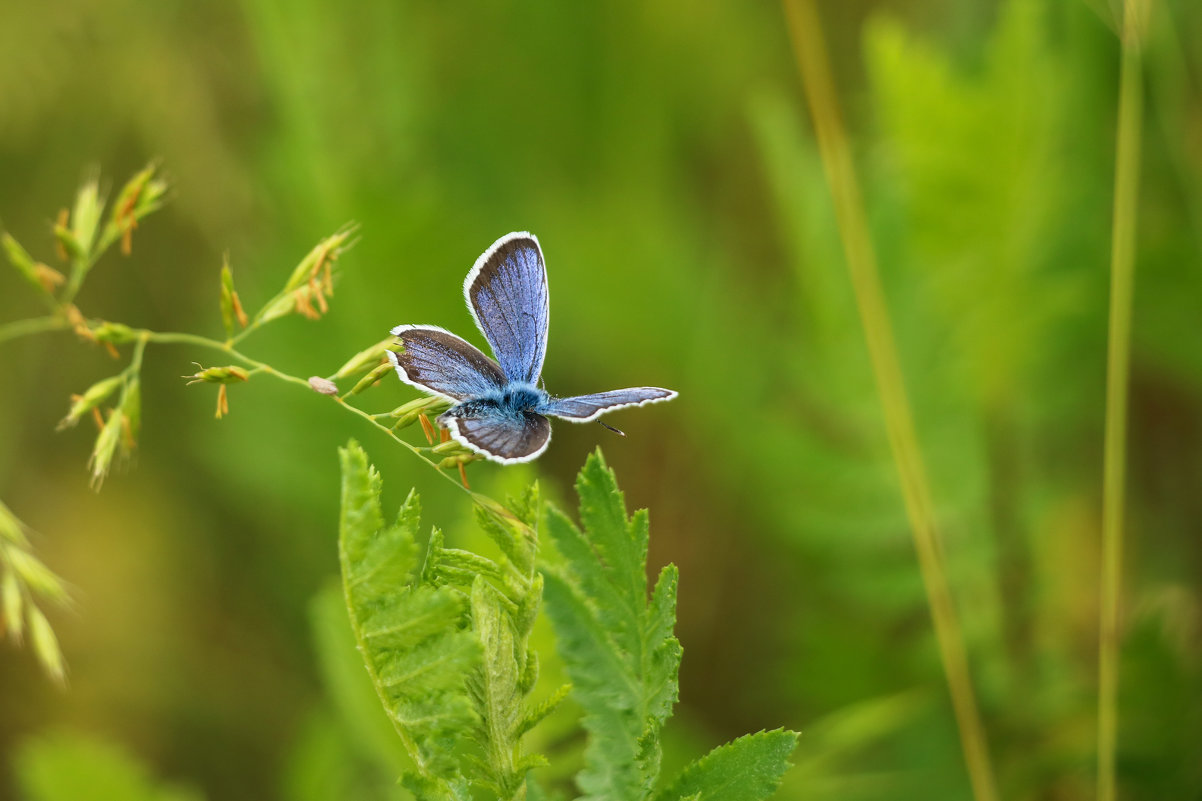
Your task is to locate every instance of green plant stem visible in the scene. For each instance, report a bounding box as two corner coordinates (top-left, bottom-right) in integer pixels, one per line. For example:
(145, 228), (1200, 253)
(780, 3), (999, 801)
(3, 313), (529, 530)
(1099, 2), (1146, 800)
(128, 334), (147, 374)
(132, 328), (503, 506)
(0, 316), (69, 345)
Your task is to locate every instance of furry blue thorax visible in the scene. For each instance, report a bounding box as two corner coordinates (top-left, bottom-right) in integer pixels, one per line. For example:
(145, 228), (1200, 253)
(440, 382), (550, 422)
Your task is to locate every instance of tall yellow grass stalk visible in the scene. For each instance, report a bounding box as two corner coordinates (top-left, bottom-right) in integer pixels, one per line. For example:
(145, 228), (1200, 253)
(1099, 1), (1148, 799)
(780, 3), (999, 801)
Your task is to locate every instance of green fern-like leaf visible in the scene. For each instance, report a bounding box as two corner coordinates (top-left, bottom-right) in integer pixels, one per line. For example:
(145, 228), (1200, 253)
(462, 485), (561, 800)
(338, 440), (479, 794)
(545, 451), (798, 800)
(339, 440), (561, 799)
(652, 730), (799, 801)
(542, 449), (684, 801)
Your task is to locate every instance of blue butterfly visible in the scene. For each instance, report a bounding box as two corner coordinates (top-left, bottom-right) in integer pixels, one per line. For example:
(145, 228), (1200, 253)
(387, 232), (677, 464)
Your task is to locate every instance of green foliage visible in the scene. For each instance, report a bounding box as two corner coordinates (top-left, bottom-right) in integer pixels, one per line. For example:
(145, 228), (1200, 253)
(14, 732), (203, 801)
(338, 440), (479, 797)
(543, 450), (797, 801)
(652, 730), (800, 801)
(4, 0), (1201, 797)
(337, 444), (796, 800)
(337, 441), (567, 800)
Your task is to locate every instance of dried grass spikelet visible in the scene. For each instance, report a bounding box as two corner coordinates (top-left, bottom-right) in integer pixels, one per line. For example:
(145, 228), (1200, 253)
(58, 375), (124, 430)
(185, 365), (249, 419)
(219, 255), (249, 337)
(109, 163), (169, 257)
(333, 338), (394, 380)
(258, 226), (358, 325)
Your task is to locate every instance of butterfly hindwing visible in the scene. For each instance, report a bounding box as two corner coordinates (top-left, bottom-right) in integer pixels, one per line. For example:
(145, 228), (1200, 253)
(540, 388), (678, 422)
(464, 232), (549, 385)
(442, 412), (552, 464)
(388, 325), (506, 401)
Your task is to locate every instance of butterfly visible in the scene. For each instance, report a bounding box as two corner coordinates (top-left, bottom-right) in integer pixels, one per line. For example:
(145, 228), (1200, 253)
(387, 232), (677, 464)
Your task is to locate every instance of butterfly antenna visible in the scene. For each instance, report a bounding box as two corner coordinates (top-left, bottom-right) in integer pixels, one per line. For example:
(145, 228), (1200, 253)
(599, 420), (626, 437)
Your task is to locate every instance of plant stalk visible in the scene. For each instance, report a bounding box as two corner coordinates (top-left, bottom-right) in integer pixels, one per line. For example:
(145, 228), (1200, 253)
(1099, 1), (1146, 799)
(780, 3), (999, 801)
(0, 316), (69, 346)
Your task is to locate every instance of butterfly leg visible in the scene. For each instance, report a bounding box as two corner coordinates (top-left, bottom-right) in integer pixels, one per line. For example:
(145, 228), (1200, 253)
(599, 420), (626, 437)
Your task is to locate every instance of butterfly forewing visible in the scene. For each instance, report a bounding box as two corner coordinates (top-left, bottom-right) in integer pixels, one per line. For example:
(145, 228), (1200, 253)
(388, 325), (506, 401)
(443, 413), (552, 464)
(464, 233), (549, 385)
(540, 388), (678, 422)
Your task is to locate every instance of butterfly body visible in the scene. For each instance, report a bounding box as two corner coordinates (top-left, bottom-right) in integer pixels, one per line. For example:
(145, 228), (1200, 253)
(388, 232), (677, 464)
(441, 383), (548, 422)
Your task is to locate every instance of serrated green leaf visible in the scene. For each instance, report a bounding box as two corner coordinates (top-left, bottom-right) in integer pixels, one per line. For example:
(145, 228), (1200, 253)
(469, 575), (527, 798)
(400, 772), (473, 801)
(542, 450), (685, 801)
(575, 450), (648, 612)
(545, 451), (796, 801)
(510, 482), (540, 528)
(545, 504), (637, 657)
(516, 682), (572, 739)
(474, 503), (526, 571)
(542, 567), (648, 800)
(338, 440), (479, 786)
(432, 546), (508, 587)
(653, 730), (799, 801)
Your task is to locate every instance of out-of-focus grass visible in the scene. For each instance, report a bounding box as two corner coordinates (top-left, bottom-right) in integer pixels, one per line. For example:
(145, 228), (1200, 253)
(1, 0), (1200, 799)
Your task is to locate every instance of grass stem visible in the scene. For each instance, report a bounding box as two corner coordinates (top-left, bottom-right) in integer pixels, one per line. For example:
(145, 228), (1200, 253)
(1099, 1), (1147, 799)
(0, 315), (69, 346)
(133, 327), (508, 515)
(781, 3), (999, 800)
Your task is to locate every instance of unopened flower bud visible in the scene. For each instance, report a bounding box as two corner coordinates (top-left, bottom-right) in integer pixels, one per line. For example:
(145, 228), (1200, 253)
(437, 454), (477, 470)
(347, 361), (393, 397)
(109, 164), (168, 256)
(52, 221), (85, 261)
(2, 232), (51, 294)
(334, 339), (393, 379)
(59, 375), (125, 430)
(71, 177), (103, 258)
(388, 396), (447, 429)
(309, 376), (339, 396)
(432, 439), (471, 456)
(185, 365), (250, 385)
(89, 409), (124, 488)
(282, 226), (356, 293)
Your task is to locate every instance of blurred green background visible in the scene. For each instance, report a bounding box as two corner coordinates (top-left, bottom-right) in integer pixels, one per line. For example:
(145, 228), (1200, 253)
(1, 0), (1200, 798)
